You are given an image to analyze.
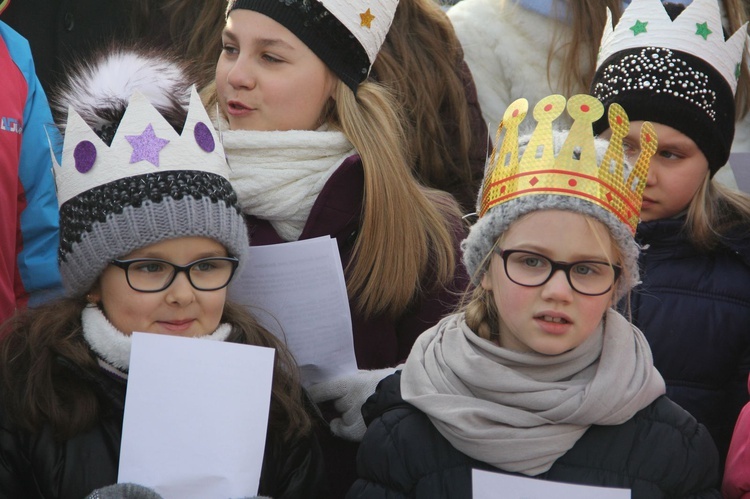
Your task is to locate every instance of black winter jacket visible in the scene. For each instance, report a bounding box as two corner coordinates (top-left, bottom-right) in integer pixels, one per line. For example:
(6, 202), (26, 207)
(629, 217), (750, 466)
(0, 358), (327, 499)
(348, 372), (721, 499)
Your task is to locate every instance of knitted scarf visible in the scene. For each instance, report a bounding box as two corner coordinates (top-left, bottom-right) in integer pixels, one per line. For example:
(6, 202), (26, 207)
(401, 308), (665, 476)
(219, 122), (356, 241)
(81, 305), (233, 372)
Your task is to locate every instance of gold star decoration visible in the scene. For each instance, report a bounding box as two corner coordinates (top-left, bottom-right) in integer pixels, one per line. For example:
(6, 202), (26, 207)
(695, 21), (712, 40)
(630, 20), (648, 36)
(360, 8), (375, 29)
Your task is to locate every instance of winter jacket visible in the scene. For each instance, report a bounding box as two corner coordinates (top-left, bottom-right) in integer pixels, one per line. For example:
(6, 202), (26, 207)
(0, 353), (327, 498)
(0, 20), (62, 323)
(629, 217), (750, 469)
(244, 154), (469, 499)
(348, 371), (721, 499)
(723, 375), (750, 499)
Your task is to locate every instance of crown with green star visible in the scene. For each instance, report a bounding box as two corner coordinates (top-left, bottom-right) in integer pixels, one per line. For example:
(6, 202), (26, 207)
(597, 0), (748, 95)
(52, 86), (229, 206)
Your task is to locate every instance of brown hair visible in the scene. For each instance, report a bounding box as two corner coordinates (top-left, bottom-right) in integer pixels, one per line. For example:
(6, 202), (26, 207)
(373, 0), (480, 212)
(0, 299), (313, 442)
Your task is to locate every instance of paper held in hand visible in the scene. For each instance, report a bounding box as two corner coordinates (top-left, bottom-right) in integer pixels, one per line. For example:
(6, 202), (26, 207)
(228, 235), (358, 386)
(118, 333), (275, 499)
(472, 469), (631, 499)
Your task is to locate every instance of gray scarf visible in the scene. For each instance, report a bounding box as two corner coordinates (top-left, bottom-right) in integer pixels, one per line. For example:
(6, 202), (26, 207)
(401, 309), (665, 476)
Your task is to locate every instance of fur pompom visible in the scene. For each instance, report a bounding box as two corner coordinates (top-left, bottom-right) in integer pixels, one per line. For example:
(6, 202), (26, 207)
(52, 47), (194, 144)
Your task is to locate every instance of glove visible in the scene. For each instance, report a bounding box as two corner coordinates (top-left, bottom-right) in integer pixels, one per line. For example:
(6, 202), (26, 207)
(85, 484), (163, 499)
(308, 366), (401, 442)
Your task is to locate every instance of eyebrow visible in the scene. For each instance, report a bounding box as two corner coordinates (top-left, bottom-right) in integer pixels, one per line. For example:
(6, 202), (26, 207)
(511, 244), (611, 262)
(221, 29), (295, 51)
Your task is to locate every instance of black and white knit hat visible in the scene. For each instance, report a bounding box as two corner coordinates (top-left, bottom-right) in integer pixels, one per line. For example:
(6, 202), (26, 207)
(591, 0), (748, 175)
(52, 50), (248, 296)
(226, 0), (398, 92)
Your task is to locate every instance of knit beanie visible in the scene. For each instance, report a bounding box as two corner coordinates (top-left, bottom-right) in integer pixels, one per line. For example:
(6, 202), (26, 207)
(462, 94), (657, 300)
(590, 0), (748, 175)
(226, 0), (399, 92)
(52, 49), (248, 297)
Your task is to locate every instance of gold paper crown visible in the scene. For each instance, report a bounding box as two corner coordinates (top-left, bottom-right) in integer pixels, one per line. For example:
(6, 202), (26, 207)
(480, 94), (657, 234)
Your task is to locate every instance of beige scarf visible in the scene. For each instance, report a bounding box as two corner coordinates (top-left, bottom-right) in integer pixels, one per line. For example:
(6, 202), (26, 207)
(401, 309), (666, 476)
(219, 120), (355, 241)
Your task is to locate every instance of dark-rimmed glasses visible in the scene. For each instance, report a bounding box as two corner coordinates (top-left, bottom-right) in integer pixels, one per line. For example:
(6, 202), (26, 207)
(494, 249), (621, 296)
(110, 257), (239, 293)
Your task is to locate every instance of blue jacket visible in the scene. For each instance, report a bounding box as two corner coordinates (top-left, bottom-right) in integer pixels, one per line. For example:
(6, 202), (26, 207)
(629, 216), (750, 468)
(0, 20), (62, 321)
(349, 372), (720, 499)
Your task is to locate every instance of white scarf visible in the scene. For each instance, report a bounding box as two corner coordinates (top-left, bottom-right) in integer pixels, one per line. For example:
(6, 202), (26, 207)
(401, 309), (665, 476)
(219, 121), (356, 241)
(81, 305), (233, 371)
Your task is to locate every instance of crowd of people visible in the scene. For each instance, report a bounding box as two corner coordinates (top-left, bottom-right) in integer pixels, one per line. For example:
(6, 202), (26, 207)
(0, 0), (749, 498)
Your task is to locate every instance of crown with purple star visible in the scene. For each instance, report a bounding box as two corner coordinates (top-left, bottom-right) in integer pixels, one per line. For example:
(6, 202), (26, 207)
(597, 0), (748, 94)
(51, 84), (248, 296)
(53, 86), (228, 205)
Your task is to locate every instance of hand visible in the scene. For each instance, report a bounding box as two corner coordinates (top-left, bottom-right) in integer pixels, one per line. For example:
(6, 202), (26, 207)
(308, 367), (400, 441)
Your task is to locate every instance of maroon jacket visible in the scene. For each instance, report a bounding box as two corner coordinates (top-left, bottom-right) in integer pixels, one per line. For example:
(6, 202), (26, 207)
(243, 154), (469, 370)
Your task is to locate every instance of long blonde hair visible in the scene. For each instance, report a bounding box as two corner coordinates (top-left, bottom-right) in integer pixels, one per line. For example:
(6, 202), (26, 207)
(329, 80), (462, 318)
(685, 174), (750, 251)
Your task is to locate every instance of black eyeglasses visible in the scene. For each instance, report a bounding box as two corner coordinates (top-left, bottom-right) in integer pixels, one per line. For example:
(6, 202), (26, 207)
(494, 249), (621, 296)
(110, 257), (239, 293)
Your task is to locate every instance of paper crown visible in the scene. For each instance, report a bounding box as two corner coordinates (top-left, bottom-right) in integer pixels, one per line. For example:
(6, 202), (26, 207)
(321, 0), (398, 66)
(52, 86), (229, 206)
(597, 0), (748, 94)
(480, 94), (657, 234)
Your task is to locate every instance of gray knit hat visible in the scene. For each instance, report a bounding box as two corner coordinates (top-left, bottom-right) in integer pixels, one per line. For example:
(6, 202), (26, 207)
(52, 49), (248, 296)
(462, 95), (655, 300)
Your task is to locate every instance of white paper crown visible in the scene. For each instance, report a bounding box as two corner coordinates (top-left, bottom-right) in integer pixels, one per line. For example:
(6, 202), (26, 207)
(53, 86), (228, 206)
(597, 0), (749, 94)
(322, 0), (399, 65)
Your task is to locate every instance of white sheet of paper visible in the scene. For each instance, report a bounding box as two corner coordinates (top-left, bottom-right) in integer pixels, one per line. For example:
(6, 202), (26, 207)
(228, 236), (358, 386)
(472, 469), (631, 499)
(118, 333), (275, 499)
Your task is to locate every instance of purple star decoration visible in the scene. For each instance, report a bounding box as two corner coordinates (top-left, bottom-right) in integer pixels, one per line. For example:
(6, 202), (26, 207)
(125, 124), (170, 166)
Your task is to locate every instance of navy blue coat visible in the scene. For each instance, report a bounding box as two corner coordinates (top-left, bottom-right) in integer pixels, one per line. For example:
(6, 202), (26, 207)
(629, 217), (750, 466)
(348, 372), (721, 499)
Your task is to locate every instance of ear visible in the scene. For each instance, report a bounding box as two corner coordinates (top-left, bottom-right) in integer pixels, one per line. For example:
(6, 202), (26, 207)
(87, 283), (102, 304)
(480, 271), (492, 291)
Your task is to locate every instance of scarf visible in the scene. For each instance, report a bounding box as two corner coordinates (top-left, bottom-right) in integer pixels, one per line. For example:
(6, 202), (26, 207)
(401, 308), (665, 476)
(81, 305), (233, 372)
(219, 120), (356, 241)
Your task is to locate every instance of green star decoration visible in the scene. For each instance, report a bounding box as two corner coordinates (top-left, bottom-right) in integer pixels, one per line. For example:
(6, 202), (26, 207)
(695, 21), (712, 40)
(630, 20), (648, 36)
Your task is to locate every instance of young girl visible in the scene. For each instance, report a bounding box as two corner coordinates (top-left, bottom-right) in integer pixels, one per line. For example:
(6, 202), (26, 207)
(205, 2), (468, 496)
(447, 0), (750, 185)
(590, 0), (750, 469)
(0, 50), (325, 499)
(348, 94), (721, 498)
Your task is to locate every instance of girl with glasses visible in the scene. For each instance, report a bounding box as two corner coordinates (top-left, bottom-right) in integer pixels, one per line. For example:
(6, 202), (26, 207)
(349, 95), (721, 498)
(0, 51), (326, 498)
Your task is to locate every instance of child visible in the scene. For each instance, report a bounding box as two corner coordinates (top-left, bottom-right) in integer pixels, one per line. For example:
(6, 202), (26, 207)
(447, 0), (750, 186)
(0, 8), (63, 322)
(206, 2), (469, 496)
(590, 0), (750, 468)
(723, 374), (750, 499)
(348, 94), (721, 498)
(0, 50), (325, 499)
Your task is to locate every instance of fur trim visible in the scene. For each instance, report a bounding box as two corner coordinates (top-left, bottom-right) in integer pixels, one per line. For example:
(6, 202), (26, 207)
(51, 47), (193, 144)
